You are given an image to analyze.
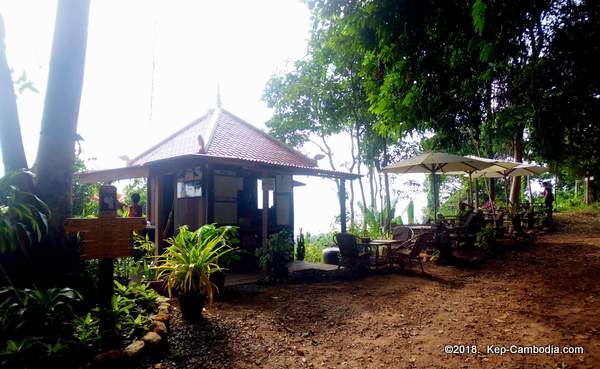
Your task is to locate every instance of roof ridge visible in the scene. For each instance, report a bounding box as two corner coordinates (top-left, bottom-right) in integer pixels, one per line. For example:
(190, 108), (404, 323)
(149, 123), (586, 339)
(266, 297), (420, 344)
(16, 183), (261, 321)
(128, 110), (213, 166)
(213, 108), (317, 168)
(203, 108), (221, 150)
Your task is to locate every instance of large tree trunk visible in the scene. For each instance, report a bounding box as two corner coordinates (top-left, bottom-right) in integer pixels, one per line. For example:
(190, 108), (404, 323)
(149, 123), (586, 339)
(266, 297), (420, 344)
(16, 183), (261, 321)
(355, 125), (368, 230)
(349, 180), (355, 229)
(382, 145), (392, 233)
(34, 0), (91, 229)
(509, 126), (524, 205)
(0, 15), (29, 173)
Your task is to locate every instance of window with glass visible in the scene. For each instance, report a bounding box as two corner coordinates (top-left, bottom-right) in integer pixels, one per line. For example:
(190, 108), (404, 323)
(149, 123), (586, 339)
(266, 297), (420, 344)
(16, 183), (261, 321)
(176, 167), (203, 198)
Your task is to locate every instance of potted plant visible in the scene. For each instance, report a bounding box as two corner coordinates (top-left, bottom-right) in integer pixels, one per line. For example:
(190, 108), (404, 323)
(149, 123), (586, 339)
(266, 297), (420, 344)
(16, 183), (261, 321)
(256, 231), (293, 281)
(153, 225), (235, 320)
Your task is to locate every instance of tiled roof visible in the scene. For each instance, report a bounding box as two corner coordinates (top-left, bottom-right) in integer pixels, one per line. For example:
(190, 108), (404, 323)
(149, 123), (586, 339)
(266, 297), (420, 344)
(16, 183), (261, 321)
(129, 108), (317, 168)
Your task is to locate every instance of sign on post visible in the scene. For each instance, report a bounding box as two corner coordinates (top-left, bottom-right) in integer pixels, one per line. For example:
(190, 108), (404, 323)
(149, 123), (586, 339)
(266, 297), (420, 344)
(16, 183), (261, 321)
(64, 185), (146, 260)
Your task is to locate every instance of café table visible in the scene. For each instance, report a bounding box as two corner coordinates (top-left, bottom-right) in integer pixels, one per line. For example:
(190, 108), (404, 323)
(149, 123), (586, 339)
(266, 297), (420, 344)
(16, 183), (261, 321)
(366, 239), (402, 269)
(407, 224), (436, 236)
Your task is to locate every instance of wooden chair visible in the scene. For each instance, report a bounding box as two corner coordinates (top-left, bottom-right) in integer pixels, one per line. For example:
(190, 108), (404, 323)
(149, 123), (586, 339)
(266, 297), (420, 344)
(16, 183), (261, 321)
(391, 232), (433, 273)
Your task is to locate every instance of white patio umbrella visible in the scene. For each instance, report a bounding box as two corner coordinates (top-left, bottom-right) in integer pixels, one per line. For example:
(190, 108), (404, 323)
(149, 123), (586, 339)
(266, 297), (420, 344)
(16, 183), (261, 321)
(445, 156), (520, 207)
(471, 163), (548, 178)
(472, 163), (548, 204)
(383, 152), (494, 217)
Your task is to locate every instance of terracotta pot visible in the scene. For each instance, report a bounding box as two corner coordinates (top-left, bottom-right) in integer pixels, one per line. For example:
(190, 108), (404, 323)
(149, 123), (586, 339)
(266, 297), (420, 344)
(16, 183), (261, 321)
(148, 280), (166, 296)
(178, 291), (205, 320)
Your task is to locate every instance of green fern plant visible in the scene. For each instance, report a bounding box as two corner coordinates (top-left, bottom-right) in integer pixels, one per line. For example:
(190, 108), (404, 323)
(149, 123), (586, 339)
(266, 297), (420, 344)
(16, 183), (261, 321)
(153, 225), (235, 304)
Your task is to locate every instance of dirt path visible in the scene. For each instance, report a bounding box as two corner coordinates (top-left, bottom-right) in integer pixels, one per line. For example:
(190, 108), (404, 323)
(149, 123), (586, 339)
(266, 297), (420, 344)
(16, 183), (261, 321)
(138, 212), (600, 369)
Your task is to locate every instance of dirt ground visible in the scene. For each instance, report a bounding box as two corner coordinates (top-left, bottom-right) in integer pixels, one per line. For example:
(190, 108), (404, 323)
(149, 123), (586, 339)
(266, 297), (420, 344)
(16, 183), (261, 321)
(136, 211), (600, 369)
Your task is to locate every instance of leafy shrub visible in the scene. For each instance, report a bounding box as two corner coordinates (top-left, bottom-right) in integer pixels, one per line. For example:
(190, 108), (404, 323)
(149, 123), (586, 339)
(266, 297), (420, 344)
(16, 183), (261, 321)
(256, 231), (293, 278)
(0, 287), (81, 337)
(0, 338), (36, 368)
(113, 257), (139, 285)
(73, 313), (100, 351)
(301, 232), (335, 263)
(113, 280), (160, 313)
(0, 170), (50, 254)
(0, 281), (161, 368)
(476, 226), (498, 254)
(0, 287), (82, 369)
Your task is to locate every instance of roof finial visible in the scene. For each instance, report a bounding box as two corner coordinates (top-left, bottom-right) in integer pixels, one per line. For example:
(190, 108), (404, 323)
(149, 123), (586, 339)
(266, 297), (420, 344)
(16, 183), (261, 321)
(216, 82), (222, 108)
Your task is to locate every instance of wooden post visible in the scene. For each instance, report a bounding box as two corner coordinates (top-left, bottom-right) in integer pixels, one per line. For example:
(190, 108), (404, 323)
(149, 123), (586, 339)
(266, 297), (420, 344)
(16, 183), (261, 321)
(98, 185), (118, 344)
(64, 185), (146, 345)
(574, 179), (579, 199)
(339, 178), (347, 233)
(584, 176), (591, 205)
(261, 177), (272, 246)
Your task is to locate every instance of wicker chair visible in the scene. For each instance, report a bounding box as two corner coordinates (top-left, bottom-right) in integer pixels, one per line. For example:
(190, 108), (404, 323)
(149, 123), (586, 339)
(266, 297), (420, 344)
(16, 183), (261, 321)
(334, 233), (370, 276)
(391, 231), (434, 273)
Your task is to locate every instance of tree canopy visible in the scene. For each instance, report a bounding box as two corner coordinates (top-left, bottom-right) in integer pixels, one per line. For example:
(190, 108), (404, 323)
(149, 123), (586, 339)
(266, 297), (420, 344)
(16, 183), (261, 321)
(265, 0), (599, 220)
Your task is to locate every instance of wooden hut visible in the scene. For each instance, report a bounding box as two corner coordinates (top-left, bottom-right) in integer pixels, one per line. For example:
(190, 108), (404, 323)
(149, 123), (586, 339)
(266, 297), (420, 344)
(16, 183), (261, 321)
(78, 108), (358, 266)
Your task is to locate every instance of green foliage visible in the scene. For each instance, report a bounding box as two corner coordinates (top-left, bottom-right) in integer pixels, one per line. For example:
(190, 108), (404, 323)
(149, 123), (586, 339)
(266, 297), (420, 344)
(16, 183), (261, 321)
(0, 286), (81, 337)
(256, 231), (293, 278)
(471, 0), (487, 36)
(73, 313), (100, 350)
(133, 232), (154, 254)
(302, 0), (598, 186)
(476, 225), (498, 254)
(108, 294), (149, 341)
(0, 170), (50, 253)
(301, 232), (336, 263)
(72, 154), (99, 217)
(0, 286), (84, 368)
(0, 338), (36, 368)
(132, 232), (158, 281)
(407, 199), (415, 224)
(0, 281), (162, 368)
(113, 257), (138, 285)
(295, 233), (305, 261)
(304, 243), (323, 263)
(154, 225), (236, 303)
(113, 280), (159, 313)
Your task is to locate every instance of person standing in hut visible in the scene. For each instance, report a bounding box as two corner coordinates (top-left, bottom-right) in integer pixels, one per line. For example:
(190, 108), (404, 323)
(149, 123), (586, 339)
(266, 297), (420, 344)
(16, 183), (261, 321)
(128, 193), (143, 218)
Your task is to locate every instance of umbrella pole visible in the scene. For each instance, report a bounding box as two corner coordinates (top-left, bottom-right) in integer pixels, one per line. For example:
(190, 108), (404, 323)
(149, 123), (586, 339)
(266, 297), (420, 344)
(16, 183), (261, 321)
(468, 173), (473, 207)
(504, 176), (510, 206)
(486, 176), (496, 225)
(431, 172), (438, 220)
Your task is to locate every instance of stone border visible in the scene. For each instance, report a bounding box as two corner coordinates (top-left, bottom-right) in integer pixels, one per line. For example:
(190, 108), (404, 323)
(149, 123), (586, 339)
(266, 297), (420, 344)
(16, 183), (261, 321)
(88, 297), (171, 368)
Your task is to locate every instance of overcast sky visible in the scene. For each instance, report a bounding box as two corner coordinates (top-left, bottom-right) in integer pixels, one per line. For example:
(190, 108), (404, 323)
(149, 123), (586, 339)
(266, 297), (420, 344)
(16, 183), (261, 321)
(1, 0), (427, 233)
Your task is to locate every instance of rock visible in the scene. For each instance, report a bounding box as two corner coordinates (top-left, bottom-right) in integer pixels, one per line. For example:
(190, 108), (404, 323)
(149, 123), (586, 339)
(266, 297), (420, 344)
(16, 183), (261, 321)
(92, 350), (122, 367)
(158, 303), (170, 315)
(154, 364), (163, 369)
(123, 340), (145, 358)
(143, 331), (162, 346)
(151, 311), (169, 322)
(150, 320), (168, 336)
